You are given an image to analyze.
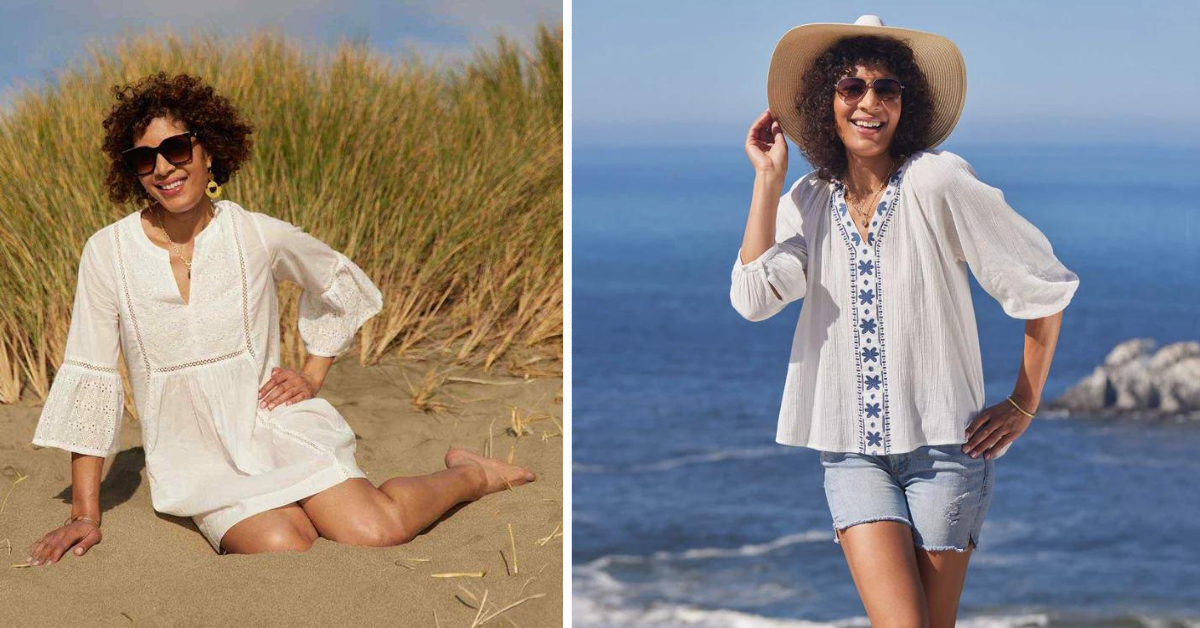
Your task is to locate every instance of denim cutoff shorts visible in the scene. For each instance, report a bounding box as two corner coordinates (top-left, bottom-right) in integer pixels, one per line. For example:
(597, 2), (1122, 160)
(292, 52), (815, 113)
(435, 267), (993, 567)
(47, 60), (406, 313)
(820, 443), (995, 552)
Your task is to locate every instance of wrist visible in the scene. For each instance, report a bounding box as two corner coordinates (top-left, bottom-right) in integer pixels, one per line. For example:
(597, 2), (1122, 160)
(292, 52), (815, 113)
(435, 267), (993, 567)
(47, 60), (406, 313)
(66, 513), (101, 527)
(1008, 392), (1039, 415)
(300, 370), (324, 391)
(754, 171), (785, 192)
(71, 503), (100, 520)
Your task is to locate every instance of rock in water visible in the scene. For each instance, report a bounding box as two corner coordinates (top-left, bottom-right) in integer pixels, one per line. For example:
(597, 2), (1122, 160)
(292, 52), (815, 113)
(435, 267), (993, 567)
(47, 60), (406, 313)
(1050, 338), (1200, 418)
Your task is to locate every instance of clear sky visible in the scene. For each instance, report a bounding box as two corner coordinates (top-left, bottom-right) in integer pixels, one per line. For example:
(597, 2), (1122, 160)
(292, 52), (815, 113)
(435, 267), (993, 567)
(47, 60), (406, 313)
(575, 0), (1200, 147)
(1, 0), (561, 112)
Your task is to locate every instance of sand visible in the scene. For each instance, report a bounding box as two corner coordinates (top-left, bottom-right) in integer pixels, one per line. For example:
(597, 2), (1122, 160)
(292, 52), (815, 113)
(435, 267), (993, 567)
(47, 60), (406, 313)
(0, 355), (563, 626)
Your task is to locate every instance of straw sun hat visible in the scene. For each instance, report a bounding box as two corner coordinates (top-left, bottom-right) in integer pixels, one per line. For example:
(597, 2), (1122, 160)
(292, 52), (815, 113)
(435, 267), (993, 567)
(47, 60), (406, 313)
(766, 14), (967, 149)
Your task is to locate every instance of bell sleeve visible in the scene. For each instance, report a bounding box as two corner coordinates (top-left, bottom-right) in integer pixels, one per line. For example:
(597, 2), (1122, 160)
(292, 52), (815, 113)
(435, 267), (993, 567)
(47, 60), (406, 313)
(730, 179), (809, 322)
(253, 213), (383, 358)
(936, 151), (1080, 319)
(31, 235), (126, 457)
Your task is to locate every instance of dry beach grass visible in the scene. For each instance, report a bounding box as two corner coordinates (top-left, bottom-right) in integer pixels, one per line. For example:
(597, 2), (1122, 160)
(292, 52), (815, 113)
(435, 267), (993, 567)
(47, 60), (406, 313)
(0, 22), (564, 409)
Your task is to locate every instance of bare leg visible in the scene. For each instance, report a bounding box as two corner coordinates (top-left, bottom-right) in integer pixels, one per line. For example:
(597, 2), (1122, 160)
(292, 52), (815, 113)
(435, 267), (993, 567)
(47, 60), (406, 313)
(375, 447), (536, 543)
(300, 447), (536, 546)
(916, 541), (974, 628)
(836, 521), (930, 628)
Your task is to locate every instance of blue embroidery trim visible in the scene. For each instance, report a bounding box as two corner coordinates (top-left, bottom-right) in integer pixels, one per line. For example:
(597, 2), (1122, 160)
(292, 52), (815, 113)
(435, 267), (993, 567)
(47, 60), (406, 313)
(830, 160), (909, 455)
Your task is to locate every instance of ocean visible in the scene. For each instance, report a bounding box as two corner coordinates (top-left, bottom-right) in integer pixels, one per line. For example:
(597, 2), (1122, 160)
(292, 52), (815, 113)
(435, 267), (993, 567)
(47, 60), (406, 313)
(572, 143), (1200, 626)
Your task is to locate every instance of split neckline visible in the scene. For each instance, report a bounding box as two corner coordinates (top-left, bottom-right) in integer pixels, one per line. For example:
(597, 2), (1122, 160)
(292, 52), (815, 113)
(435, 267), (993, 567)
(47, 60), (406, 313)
(831, 155), (913, 256)
(130, 202), (227, 307)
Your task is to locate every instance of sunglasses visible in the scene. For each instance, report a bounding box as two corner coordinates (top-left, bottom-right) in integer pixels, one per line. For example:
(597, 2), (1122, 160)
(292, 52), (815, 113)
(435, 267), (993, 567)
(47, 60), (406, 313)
(834, 77), (904, 103)
(121, 131), (196, 176)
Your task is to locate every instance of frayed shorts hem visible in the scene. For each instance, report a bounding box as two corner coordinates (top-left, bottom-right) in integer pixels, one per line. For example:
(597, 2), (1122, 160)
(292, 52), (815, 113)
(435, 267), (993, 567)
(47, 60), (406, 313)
(831, 516), (913, 545)
(830, 517), (980, 552)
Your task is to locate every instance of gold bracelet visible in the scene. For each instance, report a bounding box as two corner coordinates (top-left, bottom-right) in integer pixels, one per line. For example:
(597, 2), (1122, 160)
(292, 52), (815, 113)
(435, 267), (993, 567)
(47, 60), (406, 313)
(63, 515), (101, 530)
(1006, 395), (1036, 418)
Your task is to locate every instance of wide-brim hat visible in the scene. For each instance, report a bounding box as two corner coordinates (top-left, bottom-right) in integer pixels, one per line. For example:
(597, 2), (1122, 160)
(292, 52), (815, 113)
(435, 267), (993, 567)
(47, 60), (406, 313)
(767, 14), (966, 150)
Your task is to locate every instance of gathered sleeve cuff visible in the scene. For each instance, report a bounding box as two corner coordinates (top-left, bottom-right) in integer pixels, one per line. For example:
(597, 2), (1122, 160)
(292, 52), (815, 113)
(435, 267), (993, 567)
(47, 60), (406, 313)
(730, 181), (810, 322)
(937, 152), (1080, 319)
(730, 237), (808, 321)
(31, 236), (126, 457)
(252, 212), (384, 358)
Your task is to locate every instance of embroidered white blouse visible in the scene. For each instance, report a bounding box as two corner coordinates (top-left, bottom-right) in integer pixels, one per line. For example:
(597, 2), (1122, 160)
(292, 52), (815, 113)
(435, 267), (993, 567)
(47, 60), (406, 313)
(730, 149), (1079, 460)
(31, 200), (383, 553)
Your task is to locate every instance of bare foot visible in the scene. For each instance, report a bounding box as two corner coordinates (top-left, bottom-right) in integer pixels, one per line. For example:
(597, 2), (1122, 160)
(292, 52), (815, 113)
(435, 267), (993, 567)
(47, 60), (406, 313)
(444, 448), (536, 498)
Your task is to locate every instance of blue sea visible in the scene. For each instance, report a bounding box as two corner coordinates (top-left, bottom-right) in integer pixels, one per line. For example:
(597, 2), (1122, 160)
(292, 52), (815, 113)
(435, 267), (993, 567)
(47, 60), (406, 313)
(572, 143), (1200, 627)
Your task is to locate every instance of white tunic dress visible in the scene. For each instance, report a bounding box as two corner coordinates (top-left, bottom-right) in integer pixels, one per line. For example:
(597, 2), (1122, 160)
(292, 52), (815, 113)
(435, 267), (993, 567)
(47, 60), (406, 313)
(730, 149), (1079, 460)
(31, 200), (384, 553)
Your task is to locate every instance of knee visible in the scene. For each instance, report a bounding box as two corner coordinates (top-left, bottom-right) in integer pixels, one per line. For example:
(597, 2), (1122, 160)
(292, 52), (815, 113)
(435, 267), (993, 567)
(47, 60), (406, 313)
(262, 528), (316, 553)
(251, 527), (316, 554)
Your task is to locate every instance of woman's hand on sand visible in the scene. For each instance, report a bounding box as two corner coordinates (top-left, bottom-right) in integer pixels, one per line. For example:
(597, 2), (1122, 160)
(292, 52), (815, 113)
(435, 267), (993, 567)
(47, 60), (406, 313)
(962, 401), (1034, 459)
(258, 367), (319, 410)
(25, 520), (102, 566)
(745, 109), (788, 182)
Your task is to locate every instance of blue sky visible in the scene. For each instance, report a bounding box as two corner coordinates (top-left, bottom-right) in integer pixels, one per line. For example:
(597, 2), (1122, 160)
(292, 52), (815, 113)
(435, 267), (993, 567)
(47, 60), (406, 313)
(1, 0), (560, 112)
(575, 0), (1200, 147)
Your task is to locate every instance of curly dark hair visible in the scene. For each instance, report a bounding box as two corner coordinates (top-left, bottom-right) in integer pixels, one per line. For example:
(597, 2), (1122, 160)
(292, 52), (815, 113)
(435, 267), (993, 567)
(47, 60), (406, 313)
(795, 35), (934, 182)
(101, 71), (254, 206)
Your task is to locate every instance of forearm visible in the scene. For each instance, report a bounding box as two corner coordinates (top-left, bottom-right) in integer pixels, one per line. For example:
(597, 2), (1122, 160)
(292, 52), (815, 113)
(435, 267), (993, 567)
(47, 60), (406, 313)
(70, 453), (105, 522)
(739, 174), (785, 265)
(301, 354), (335, 391)
(739, 174), (786, 300)
(1012, 309), (1064, 413)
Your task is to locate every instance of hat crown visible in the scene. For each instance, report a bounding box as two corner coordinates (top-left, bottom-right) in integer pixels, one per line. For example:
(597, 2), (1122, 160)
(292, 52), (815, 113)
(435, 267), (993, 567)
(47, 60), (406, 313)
(854, 14), (885, 27)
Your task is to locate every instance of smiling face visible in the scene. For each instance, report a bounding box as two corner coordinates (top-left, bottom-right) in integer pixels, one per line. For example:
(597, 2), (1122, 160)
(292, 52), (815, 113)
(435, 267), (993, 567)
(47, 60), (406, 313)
(833, 63), (902, 160)
(131, 116), (213, 214)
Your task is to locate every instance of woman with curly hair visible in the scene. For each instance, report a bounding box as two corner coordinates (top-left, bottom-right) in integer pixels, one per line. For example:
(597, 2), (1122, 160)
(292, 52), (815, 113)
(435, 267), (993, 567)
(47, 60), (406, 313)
(25, 71), (535, 563)
(731, 15), (1078, 625)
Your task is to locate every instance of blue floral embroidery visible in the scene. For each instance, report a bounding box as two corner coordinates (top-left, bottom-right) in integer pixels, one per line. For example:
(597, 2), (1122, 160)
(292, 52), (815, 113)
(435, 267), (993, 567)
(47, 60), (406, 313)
(831, 159), (910, 454)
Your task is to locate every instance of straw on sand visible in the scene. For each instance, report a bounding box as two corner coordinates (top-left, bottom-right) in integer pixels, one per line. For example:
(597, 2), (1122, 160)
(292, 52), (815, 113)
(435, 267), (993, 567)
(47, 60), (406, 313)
(507, 523), (518, 575)
(432, 571), (486, 578)
(535, 522), (562, 546)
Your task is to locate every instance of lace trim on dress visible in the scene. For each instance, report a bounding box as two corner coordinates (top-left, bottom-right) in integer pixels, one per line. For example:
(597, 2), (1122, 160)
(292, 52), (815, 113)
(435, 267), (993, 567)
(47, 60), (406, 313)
(228, 205), (257, 361)
(31, 361), (125, 457)
(113, 226), (152, 382)
(297, 253), (384, 357)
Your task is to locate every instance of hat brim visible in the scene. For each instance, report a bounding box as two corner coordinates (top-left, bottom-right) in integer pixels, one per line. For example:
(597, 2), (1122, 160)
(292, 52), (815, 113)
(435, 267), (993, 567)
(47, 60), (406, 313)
(767, 21), (966, 151)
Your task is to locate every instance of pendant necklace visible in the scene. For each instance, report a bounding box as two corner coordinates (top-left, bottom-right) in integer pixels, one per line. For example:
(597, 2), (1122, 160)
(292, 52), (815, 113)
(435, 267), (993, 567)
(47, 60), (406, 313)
(153, 205), (212, 279)
(845, 159), (899, 230)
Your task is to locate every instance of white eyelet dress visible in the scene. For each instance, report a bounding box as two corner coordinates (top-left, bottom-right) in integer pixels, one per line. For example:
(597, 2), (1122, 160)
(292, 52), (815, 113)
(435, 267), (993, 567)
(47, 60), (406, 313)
(730, 149), (1080, 460)
(31, 200), (384, 554)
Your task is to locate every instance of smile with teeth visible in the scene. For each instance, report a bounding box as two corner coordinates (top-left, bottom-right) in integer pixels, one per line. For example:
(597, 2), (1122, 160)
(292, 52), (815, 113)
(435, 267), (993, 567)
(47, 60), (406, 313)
(852, 120), (885, 129)
(157, 179), (186, 190)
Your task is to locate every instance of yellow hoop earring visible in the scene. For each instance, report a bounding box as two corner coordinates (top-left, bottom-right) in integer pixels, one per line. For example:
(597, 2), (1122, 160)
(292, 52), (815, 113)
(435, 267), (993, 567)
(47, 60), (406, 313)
(205, 169), (222, 199)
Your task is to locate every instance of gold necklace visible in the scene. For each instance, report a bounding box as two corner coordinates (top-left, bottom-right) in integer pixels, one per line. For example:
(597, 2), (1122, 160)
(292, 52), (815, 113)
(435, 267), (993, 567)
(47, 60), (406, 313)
(844, 159), (899, 229)
(153, 205), (212, 278)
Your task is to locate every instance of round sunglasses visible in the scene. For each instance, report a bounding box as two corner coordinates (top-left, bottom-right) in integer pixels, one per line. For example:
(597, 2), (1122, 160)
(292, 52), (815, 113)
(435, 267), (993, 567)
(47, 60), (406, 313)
(121, 131), (196, 176)
(834, 77), (904, 103)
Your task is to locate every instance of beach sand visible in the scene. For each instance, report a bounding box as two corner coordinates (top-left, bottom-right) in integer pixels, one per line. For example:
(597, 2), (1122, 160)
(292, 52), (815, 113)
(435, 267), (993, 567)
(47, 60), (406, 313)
(0, 355), (563, 626)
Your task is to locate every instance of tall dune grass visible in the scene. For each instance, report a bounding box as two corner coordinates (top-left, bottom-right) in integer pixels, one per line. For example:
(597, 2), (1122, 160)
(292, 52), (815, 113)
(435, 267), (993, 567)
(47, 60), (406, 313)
(0, 24), (563, 407)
